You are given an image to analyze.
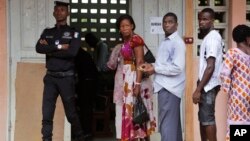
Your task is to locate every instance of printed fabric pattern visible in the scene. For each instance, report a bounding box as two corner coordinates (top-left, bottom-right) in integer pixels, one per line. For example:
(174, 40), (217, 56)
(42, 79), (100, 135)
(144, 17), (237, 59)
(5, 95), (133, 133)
(121, 35), (156, 141)
(220, 48), (250, 141)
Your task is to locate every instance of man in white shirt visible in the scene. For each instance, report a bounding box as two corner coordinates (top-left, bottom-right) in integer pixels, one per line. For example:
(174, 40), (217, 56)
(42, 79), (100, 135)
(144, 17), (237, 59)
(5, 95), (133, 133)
(192, 8), (223, 141)
(140, 12), (186, 141)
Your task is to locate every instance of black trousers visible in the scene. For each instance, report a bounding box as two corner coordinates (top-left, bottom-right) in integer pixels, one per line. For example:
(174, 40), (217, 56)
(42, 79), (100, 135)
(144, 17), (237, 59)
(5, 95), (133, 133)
(76, 78), (97, 135)
(42, 74), (83, 140)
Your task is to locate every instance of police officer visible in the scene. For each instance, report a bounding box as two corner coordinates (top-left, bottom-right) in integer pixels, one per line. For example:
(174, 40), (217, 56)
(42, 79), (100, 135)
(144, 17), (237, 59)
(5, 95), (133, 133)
(36, 1), (84, 141)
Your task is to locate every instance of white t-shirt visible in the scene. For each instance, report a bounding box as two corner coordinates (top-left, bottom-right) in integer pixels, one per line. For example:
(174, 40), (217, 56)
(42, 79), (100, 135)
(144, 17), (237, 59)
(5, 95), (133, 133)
(199, 30), (223, 92)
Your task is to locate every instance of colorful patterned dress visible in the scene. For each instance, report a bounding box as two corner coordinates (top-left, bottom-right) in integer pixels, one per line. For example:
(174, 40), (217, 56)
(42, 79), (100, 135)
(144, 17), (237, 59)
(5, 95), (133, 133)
(121, 35), (156, 140)
(220, 47), (250, 141)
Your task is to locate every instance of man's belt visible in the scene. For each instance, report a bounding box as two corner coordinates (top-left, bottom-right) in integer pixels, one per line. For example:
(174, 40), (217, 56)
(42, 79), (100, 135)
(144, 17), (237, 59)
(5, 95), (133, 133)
(47, 70), (75, 77)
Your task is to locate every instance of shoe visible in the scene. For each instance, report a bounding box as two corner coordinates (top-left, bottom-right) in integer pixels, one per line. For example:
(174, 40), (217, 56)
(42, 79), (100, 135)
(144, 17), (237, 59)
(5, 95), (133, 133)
(75, 135), (85, 141)
(83, 134), (92, 141)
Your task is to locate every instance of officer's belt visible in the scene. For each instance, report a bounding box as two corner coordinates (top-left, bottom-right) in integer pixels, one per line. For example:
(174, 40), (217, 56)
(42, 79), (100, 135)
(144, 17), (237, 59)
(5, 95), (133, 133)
(47, 70), (74, 77)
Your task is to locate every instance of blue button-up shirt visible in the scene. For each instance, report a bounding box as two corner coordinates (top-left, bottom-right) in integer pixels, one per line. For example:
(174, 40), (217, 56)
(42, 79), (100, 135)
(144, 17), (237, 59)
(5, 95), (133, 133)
(153, 31), (186, 98)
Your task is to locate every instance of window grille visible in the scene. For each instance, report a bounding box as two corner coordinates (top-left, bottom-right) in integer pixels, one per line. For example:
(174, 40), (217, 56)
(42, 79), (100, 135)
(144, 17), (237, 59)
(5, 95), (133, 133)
(195, 0), (228, 56)
(70, 0), (129, 52)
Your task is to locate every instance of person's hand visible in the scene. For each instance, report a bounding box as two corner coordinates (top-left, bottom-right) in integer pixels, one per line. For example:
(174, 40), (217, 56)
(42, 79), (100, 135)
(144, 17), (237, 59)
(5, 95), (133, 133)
(39, 39), (48, 45)
(133, 84), (141, 96)
(192, 90), (201, 104)
(138, 63), (155, 75)
(61, 44), (70, 50)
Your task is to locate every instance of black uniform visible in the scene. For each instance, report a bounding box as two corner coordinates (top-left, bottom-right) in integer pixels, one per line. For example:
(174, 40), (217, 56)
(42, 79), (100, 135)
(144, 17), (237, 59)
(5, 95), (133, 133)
(36, 24), (83, 140)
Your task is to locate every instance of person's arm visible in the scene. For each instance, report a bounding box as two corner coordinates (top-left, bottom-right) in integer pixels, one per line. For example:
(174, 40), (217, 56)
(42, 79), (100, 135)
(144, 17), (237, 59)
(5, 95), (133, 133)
(193, 33), (222, 104)
(107, 44), (122, 70)
(98, 42), (109, 71)
(50, 31), (81, 58)
(133, 45), (144, 96)
(196, 57), (215, 90)
(193, 57), (215, 104)
(154, 42), (186, 76)
(35, 29), (58, 54)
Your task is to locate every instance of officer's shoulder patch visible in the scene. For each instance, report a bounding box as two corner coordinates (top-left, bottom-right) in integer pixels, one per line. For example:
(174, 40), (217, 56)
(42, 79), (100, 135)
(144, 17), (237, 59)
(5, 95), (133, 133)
(44, 27), (54, 32)
(74, 32), (79, 38)
(69, 27), (80, 38)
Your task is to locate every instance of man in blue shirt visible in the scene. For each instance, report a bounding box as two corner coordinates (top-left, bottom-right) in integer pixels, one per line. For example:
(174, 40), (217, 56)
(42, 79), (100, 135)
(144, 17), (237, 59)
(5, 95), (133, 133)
(140, 12), (186, 141)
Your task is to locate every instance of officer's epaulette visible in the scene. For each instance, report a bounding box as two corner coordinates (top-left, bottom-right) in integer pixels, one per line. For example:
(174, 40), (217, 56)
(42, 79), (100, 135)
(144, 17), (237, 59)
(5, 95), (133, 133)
(44, 27), (55, 31)
(45, 26), (55, 29)
(41, 27), (54, 34)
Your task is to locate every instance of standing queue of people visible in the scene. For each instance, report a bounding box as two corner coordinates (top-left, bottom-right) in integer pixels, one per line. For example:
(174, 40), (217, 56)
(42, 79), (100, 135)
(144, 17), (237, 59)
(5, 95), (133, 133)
(108, 8), (250, 141)
(35, 0), (250, 141)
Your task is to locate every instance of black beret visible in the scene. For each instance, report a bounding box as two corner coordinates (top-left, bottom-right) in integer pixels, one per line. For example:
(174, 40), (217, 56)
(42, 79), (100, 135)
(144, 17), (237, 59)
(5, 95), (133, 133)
(54, 1), (69, 7)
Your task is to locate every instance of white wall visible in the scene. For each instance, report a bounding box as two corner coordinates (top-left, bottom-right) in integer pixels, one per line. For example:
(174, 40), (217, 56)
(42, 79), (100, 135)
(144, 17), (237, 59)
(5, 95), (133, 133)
(132, 0), (184, 54)
(8, 0), (184, 140)
(9, 0), (69, 141)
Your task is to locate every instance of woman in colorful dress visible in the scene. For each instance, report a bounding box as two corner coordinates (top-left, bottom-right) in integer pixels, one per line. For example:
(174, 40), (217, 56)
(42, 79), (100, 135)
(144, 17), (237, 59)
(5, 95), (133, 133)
(220, 24), (250, 141)
(114, 14), (156, 141)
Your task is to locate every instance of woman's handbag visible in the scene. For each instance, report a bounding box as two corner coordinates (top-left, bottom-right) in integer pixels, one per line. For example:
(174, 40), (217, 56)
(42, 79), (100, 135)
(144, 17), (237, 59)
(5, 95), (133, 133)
(133, 96), (150, 125)
(144, 44), (155, 63)
(141, 44), (155, 79)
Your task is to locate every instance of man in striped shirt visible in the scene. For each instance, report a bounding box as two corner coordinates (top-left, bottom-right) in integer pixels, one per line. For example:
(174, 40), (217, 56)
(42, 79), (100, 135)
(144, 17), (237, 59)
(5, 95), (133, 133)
(192, 8), (223, 141)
